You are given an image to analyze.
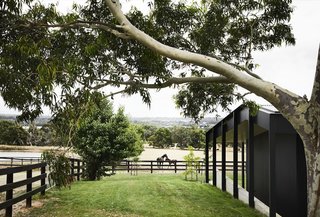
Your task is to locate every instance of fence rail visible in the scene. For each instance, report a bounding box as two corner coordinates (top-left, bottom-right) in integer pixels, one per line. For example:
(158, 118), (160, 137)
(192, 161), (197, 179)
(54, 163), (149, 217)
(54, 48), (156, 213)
(0, 157), (83, 217)
(0, 162), (47, 217)
(69, 158), (83, 181)
(112, 160), (246, 174)
(0, 157), (41, 167)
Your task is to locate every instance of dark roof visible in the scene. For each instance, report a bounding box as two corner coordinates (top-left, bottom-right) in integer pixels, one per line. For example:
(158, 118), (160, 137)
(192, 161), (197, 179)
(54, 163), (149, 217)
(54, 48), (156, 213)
(206, 104), (295, 143)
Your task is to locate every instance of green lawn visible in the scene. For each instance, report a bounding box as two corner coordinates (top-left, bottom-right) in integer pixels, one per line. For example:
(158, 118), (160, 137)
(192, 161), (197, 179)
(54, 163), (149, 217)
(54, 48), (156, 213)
(19, 174), (265, 217)
(226, 171), (246, 187)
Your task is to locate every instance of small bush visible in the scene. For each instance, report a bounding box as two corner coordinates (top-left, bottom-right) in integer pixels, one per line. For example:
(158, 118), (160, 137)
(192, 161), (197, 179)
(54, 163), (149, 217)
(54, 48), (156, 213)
(183, 146), (201, 181)
(42, 150), (73, 189)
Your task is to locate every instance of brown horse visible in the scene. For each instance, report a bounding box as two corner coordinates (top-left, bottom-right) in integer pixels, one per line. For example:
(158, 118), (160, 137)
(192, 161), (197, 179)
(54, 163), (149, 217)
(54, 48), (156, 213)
(156, 154), (168, 168)
(165, 156), (177, 167)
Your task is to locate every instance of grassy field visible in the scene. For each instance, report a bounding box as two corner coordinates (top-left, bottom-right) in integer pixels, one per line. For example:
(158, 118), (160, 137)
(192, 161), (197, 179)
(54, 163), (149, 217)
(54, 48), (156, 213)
(18, 174), (264, 217)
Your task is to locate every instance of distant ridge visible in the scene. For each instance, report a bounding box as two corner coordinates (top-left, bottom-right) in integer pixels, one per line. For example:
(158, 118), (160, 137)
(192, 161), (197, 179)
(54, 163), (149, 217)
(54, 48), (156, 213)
(130, 116), (221, 128)
(0, 114), (220, 128)
(0, 114), (51, 126)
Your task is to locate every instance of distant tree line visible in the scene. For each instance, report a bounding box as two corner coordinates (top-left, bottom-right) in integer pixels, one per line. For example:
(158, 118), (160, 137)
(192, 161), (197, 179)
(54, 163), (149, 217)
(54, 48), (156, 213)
(136, 125), (206, 149)
(0, 120), (58, 146)
(0, 119), (206, 150)
(0, 120), (28, 145)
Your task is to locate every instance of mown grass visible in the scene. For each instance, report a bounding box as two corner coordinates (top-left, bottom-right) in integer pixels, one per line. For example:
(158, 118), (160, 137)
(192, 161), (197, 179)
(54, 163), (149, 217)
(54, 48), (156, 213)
(226, 172), (246, 187)
(19, 174), (265, 217)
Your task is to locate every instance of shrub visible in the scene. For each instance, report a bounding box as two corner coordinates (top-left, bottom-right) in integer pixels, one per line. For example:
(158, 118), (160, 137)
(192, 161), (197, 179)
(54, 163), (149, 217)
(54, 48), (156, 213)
(42, 150), (73, 189)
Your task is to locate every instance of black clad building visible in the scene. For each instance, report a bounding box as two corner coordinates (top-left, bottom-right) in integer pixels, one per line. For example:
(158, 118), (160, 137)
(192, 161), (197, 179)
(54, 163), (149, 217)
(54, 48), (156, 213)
(205, 105), (307, 217)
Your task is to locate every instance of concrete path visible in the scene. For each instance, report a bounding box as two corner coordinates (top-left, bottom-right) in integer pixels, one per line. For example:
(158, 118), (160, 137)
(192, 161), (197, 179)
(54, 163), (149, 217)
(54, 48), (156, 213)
(211, 170), (281, 217)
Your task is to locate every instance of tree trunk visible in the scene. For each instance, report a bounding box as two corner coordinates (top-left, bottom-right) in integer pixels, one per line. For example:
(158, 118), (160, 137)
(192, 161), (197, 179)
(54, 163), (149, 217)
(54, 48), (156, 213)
(275, 46), (320, 217)
(304, 45), (320, 217)
(297, 107), (320, 217)
(295, 105), (320, 217)
(305, 136), (320, 217)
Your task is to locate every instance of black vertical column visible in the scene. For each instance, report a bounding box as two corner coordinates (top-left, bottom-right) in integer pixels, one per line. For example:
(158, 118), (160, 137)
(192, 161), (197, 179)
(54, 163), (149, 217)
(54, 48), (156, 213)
(205, 131), (210, 183)
(212, 127), (217, 186)
(233, 112), (239, 199)
(248, 115), (255, 208)
(269, 115), (276, 217)
(241, 142), (245, 188)
(222, 122), (226, 191)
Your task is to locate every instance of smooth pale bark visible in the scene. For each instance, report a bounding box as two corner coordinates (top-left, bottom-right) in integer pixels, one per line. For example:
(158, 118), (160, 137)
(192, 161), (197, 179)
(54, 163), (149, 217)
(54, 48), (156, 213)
(105, 1), (320, 216)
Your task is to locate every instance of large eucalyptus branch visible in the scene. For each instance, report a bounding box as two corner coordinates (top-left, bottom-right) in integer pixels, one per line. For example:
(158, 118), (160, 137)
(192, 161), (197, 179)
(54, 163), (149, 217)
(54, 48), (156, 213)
(25, 20), (131, 39)
(91, 75), (230, 90)
(22, 10), (262, 81)
(104, 0), (302, 108)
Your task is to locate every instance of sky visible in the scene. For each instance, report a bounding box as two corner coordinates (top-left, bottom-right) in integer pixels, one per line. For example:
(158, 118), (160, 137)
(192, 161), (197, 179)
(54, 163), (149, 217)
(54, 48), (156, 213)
(0, 0), (320, 118)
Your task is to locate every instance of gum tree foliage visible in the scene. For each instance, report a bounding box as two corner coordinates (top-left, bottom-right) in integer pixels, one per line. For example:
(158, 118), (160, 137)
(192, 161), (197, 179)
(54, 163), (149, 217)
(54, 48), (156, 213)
(140, 124), (158, 141)
(171, 126), (190, 148)
(0, 120), (28, 145)
(189, 126), (206, 149)
(75, 99), (143, 180)
(149, 127), (172, 148)
(1, 0), (293, 122)
(27, 122), (56, 146)
(171, 126), (205, 149)
(1, 1), (320, 216)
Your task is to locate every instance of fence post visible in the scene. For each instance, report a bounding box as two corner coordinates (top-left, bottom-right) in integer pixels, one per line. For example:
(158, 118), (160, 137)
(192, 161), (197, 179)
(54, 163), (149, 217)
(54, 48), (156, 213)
(41, 165), (46, 196)
(26, 169), (32, 207)
(71, 159), (75, 178)
(185, 162), (187, 176)
(174, 161), (177, 173)
(77, 160), (80, 181)
(6, 173), (13, 217)
(151, 161), (153, 174)
(112, 165), (115, 174)
(10, 158), (13, 167)
(127, 161), (129, 173)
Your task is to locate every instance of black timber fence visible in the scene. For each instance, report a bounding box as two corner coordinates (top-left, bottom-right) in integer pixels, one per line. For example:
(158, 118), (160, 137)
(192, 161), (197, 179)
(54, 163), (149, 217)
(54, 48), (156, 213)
(69, 158), (83, 181)
(111, 160), (246, 174)
(0, 162), (47, 217)
(0, 157), (83, 217)
(0, 157), (41, 168)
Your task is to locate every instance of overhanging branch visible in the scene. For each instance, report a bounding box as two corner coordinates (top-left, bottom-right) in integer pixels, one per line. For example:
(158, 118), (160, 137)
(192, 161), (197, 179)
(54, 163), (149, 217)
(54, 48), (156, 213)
(105, 88), (129, 98)
(91, 76), (230, 90)
(25, 20), (131, 39)
(105, 0), (302, 107)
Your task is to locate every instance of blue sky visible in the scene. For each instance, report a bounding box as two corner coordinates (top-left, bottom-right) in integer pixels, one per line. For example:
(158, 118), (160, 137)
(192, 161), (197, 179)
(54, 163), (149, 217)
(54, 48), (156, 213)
(1, 0), (319, 118)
